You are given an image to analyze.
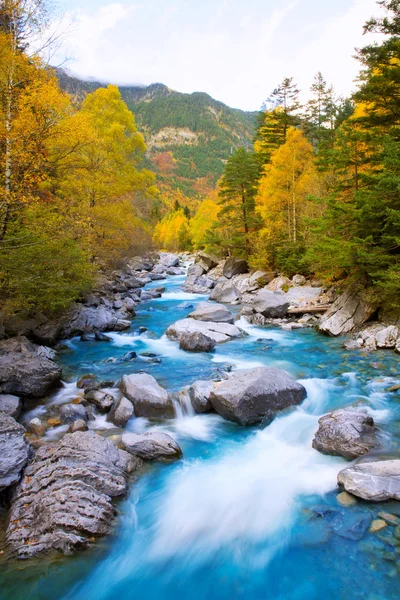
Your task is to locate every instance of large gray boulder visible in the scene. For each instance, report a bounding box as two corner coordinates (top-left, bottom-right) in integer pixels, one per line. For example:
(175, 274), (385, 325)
(337, 460), (400, 502)
(188, 302), (234, 324)
(209, 281), (242, 303)
(0, 337), (62, 397)
(250, 289), (290, 318)
(188, 380), (215, 413)
(166, 318), (245, 345)
(209, 367), (307, 425)
(223, 257), (248, 279)
(179, 331), (216, 353)
(312, 409), (378, 460)
(59, 403), (88, 424)
(185, 263), (206, 291)
(195, 253), (219, 272)
(84, 390), (114, 413)
(159, 253), (180, 268)
(319, 285), (375, 336)
(6, 431), (139, 558)
(0, 413), (30, 492)
(120, 373), (174, 418)
(0, 394), (21, 419)
(107, 397), (133, 428)
(121, 431), (182, 460)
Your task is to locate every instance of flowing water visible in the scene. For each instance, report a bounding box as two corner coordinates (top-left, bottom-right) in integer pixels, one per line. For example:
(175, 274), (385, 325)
(1, 272), (400, 600)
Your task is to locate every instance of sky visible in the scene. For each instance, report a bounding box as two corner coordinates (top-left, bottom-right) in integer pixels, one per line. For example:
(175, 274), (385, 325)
(52, 0), (385, 111)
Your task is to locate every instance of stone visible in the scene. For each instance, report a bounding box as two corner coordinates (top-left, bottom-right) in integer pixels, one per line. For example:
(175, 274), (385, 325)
(120, 373), (174, 418)
(375, 326), (399, 349)
(0, 337), (62, 397)
(338, 460), (400, 502)
(159, 252), (180, 268)
(67, 419), (88, 433)
(166, 267), (184, 276)
(184, 263), (206, 290)
(179, 331), (216, 353)
(6, 431), (139, 558)
(267, 276), (291, 291)
(0, 413), (30, 492)
(166, 318), (245, 345)
(312, 409), (378, 460)
(0, 394), (21, 419)
(283, 286), (323, 306)
(370, 519), (388, 533)
(188, 380), (215, 413)
(188, 302), (234, 324)
(378, 512), (400, 526)
(223, 257), (248, 279)
(195, 253), (219, 272)
(209, 367), (307, 426)
(94, 331), (112, 342)
(292, 274), (306, 285)
(84, 390), (114, 413)
(27, 417), (47, 437)
(121, 431), (182, 461)
(59, 403), (88, 424)
(152, 264), (167, 275)
(76, 374), (99, 390)
(107, 397), (134, 428)
(319, 284), (376, 336)
(336, 491), (358, 507)
(250, 289), (290, 318)
(209, 281), (242, 303)
(129, 257), (153, 272)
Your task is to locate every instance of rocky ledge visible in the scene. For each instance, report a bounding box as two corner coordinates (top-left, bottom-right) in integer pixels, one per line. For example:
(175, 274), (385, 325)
(6, 431), (140, 559)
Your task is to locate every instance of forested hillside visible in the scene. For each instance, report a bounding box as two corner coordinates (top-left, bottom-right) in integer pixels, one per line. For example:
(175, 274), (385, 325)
(57, 70), (256, 198)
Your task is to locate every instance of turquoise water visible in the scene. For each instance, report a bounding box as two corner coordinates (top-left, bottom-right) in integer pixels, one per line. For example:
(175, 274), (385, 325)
(1, 273), (400, 600)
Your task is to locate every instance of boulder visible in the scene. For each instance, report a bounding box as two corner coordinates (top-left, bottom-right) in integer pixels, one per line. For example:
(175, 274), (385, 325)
(0, 337), (62, 397)
(166, 318), (245, 345)
(120, 373), (174, 418)
(67, 419), (88, 433)
(27, 417), (47, 437)
(185, 263), (206, 291)
(6, 431), (139, 558)
(250, 289), (290, 318)
(166, 267), (184, 276)
(179, 332), (216, 353)
(292, 274), (306, 286)
(84, 390), (114, 413)
(312, 409), (379, 460)
(107, 397), (133, 428)
(223, 257), (248, 279)
(195, 253), (219, 272)
(375, 326), (399, 349)
(59, 403), (88, 424)
(267, 276), (291, 291)
(0, 394), (21, 419)
(129, 257), (153, 272)
(209, 367), (307, 425)
(159, 253), (180, 268)
(121, 431), (182, 461)
(188, 380), (215, 413)
(337, 460), (400, 502)
(283, 286), (323, 306)
(0, 413), (30, 492)
(188, 301), (234, 324)
(194, 275), (215, 290)
(152, 264), (167, 275)
(319, 285), (375, 336)
(209, 281), (242, 304)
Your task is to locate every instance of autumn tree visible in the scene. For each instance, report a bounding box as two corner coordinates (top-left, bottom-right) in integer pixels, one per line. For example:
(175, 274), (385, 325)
(254, 128), (319, 272)
(190, 193), (219, 249)
(153, 209), (191, 251)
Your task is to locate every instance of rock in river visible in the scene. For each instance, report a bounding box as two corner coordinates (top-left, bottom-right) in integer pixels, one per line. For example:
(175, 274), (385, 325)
(188, 380), (215, 413)
(209, 281), (242, 304)
(250, 289), (290, 318)
(337, 460), (400, 502)
(188, 301), (234, 324)
(120, 373), (174, 418)
(312, 409), (379, 460)
(107, 397), (134, 428)
(209, 367), (307, 425)
(319, 284), (375, 336)
(6, 431), (139, 558)
(0, 336), (62, 397)
(166, 318), (245, 345)
(121, 431), (182, 460)
(179, 331), (216, 353)
(223, 257), (249, 279)
(0, 413), (30, 492)
(0, 394), (21, 419)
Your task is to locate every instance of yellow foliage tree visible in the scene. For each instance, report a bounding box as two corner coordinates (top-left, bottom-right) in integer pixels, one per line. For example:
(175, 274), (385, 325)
(153, 209), (191, 251)
(190, 193), (219, 249)
(254, 127), (320, 269)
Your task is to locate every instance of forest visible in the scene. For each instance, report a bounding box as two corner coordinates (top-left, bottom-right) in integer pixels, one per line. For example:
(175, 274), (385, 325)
(1, 0), (400, 320)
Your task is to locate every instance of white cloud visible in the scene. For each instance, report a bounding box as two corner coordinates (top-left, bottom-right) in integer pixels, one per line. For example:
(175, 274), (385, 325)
(52, 0), (386, 110)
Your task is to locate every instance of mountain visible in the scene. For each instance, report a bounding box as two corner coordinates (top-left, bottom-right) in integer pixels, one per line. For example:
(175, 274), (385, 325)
(56, 69), (257, 197)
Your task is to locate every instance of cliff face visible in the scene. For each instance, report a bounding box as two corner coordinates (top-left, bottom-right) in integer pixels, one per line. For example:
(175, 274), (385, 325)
(56, 69), (256, 197)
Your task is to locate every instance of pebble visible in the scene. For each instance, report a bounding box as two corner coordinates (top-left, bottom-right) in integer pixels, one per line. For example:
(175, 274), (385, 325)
(369, 519), (388, 533)
(378, 512), (400, 527)
(337, 492), (358, 507)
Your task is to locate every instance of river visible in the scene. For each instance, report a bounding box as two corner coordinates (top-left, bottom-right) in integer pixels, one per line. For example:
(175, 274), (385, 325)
(1, 270), (400, 600)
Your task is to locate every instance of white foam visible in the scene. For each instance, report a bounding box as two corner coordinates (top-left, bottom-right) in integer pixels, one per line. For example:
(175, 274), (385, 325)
(211, 354), (266, 370)
(108, 332), (141, 347)
(154, 291), (207, 301)
(235, 316), (296, 343)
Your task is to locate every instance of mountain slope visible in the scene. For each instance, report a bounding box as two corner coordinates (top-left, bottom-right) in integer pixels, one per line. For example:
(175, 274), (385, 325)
(56, 69), (257, 197)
